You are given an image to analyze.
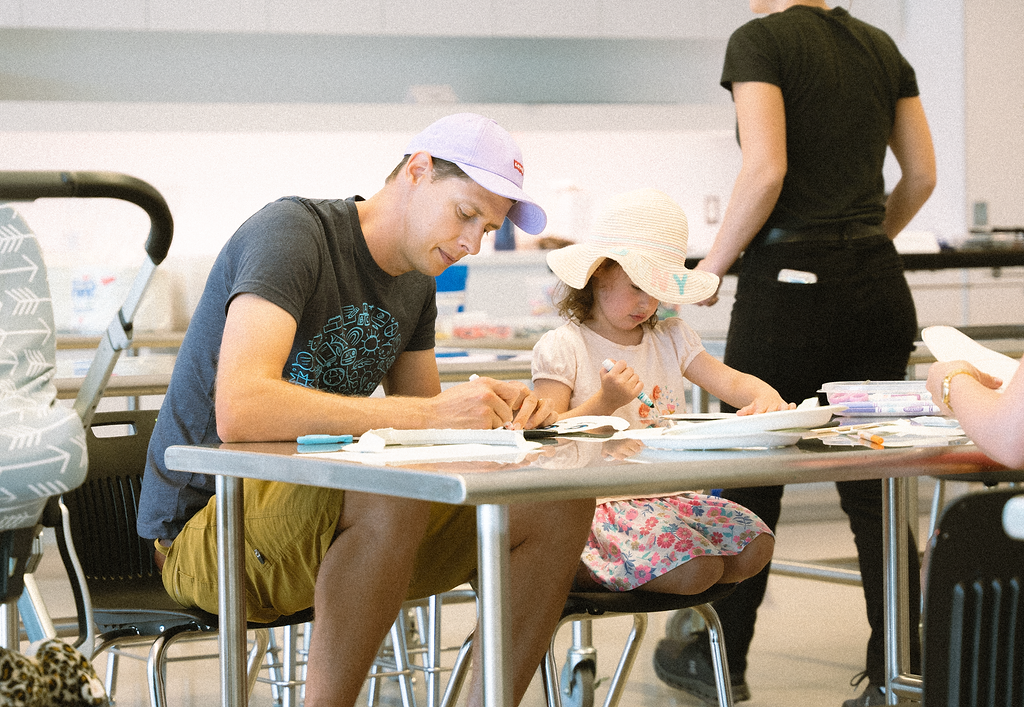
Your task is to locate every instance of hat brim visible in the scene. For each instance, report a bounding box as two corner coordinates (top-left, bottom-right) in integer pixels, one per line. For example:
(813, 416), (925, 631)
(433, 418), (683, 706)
(547, 244), (720, 305)
(456, 162), (547, 235)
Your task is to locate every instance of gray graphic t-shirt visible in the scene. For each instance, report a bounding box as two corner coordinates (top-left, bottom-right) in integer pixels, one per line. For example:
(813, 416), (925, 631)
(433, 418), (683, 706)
(137, 197), (436, 541)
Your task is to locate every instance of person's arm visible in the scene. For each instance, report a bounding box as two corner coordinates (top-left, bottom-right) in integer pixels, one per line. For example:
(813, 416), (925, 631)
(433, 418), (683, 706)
(883, 96), (937, 239)
(683, 350), (794, 415)
(532, 359), (642, 421)
(695, 81), (787, 305)
(214, 293), (554, 442)
(883, 96), (936, 238)
(926, 358), (1024, 468)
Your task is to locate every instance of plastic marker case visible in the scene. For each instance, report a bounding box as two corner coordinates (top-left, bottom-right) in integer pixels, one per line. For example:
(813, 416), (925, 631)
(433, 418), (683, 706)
(818, 381), (940, 416)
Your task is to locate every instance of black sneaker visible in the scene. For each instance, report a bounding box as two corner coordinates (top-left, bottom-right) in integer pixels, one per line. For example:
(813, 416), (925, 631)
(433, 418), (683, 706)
(653, 635), (750, 703)
(842, 682), (886, 706)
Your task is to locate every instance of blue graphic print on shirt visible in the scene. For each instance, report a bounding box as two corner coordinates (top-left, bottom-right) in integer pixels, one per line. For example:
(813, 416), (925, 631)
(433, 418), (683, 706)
(289, 303), (401, 396)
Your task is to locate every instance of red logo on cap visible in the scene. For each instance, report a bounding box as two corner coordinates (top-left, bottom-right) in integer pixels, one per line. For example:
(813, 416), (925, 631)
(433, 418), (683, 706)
(513, 160), (524, 176)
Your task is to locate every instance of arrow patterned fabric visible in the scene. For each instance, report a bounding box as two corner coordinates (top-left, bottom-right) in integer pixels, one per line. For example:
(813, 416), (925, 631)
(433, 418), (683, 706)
(0, 206), (86, 531)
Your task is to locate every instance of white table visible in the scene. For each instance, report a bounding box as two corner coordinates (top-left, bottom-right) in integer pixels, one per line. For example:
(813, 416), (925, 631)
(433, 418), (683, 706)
(164, 437), (1008, 707)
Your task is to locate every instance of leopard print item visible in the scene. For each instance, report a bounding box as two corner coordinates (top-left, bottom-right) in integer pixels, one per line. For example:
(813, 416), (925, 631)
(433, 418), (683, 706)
(0, 647), (44, 707)
(0, 640), (107, 707)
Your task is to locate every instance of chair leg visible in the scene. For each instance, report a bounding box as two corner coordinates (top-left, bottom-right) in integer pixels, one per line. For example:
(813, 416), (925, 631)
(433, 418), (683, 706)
(104, 650), (118, 703)
(147, 634), (172, 707)
(692, 604), (734, 707)
(247, 629), (271, 699)
(600, 613), (646, 707)
(442, 634), (474, 707)
(540, 637), (563, 707)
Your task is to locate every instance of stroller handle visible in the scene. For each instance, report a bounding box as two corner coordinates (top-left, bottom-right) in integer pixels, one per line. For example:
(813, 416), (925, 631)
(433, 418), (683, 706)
(0, 170), (173, 265)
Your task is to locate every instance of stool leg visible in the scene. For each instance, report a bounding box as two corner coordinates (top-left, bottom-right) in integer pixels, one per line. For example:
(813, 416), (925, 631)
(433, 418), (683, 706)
(391, 613), (418, 707)
(265, 628), (283, 705)
(425, 594), (442, 707)
(279, 625), (300, 707)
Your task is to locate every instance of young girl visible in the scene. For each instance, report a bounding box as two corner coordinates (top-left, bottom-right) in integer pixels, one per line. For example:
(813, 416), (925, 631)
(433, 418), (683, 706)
(532, 188), (793, 595)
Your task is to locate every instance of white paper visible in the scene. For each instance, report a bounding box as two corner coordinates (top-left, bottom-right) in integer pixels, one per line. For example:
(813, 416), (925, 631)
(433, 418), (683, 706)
(297, 442), (540, 465)
(921, 326), (1020, 391)
(350, 428), (531, 449)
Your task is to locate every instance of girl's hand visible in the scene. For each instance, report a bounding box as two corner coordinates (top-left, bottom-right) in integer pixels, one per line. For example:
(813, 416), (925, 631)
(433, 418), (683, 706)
(735, 394), (796, 416)
(599, 359), (644, 411)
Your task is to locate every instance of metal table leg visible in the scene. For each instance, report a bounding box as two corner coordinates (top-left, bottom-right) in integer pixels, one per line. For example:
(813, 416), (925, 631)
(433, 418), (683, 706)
(476, 504), (512, 707)
(883, 477), (923, 704)
(216, 475), (248, 707)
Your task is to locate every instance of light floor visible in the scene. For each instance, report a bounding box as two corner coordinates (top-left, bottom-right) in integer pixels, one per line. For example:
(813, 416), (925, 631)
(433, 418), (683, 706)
(17, 478), (974, 707)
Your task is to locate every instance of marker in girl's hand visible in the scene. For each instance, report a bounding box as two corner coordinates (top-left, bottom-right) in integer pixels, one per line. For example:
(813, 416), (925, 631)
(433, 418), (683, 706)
(602, 359), (658, 409)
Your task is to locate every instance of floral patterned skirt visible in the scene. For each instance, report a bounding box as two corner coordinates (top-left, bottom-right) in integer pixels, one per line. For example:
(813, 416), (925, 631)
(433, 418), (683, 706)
(582, 493), (773, 591)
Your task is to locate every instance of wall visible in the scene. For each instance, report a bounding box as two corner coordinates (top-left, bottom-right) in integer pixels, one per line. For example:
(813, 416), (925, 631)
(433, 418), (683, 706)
(964, 0), (1024, 228)
(0, 1), (982, 332)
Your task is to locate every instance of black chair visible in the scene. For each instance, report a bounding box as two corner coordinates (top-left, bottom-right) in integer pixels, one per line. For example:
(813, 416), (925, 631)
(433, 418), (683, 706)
(922, 488), (1024, 707)
(441, 583), (737, 707)
(48, 409), (314, 707)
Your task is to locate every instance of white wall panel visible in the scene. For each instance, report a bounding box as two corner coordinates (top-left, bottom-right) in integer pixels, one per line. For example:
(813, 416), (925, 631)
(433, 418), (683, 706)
(23, 0), (145, 29)
(148, 0), (266, 32)
(383, 0), (489, 36)
(0, 3), (22, 25)
(696, 0), (757, 40)
(263, 0), (385, 35)
(489, 0), (602, 38)
(598, 0), (704, 39)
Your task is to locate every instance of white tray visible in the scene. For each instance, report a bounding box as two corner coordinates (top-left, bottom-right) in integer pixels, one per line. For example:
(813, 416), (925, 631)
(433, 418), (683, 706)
(644, 431), (803, 450)
(664, 405), (847, 437)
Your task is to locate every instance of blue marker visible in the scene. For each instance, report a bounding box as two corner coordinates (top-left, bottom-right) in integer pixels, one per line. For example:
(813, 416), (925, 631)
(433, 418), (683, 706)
(297, 434), (353, 445)
(602, 359), (657, 409)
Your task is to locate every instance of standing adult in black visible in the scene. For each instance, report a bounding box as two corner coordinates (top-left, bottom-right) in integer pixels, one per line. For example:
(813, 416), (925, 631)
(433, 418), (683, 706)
(652, 2), (936, 706)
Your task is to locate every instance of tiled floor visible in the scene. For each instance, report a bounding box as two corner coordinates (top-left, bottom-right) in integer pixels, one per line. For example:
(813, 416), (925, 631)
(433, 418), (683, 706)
(15, 478), (968, 707)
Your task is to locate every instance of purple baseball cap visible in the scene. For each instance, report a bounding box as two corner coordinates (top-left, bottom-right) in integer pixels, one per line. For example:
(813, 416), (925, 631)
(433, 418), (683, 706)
(404, 113), (547, 234)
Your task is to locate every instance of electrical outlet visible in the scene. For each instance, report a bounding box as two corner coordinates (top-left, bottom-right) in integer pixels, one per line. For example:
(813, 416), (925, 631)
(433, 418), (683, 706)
(704, 195), (720, 225)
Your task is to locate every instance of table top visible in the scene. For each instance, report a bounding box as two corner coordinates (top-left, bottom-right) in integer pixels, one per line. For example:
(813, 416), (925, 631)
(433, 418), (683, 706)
(165, 437), (1004, 507)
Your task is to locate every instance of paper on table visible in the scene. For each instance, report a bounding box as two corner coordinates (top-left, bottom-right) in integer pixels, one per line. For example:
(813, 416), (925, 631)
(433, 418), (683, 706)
(346, 428), (532, 451)
(815, 418), (968, 448)
(921, 325), (1020, 391)
(297, 442), (541, 466)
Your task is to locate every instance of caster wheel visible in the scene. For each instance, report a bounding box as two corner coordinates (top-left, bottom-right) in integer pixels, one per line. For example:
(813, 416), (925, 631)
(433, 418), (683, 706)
(559, 660), (596, 707)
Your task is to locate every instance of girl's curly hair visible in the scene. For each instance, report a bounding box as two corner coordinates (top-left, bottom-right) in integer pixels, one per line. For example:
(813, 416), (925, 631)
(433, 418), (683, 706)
(551, 260), (658, 328)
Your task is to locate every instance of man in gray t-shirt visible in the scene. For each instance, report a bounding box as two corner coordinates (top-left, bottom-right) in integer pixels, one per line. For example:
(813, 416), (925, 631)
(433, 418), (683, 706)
(140, 113), (597, 707)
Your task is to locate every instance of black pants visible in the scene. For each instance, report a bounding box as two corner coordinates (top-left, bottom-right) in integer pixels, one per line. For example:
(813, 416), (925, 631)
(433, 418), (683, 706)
(713, 236), (922, 684)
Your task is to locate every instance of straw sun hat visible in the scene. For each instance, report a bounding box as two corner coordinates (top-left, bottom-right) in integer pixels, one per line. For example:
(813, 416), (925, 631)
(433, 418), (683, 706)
(546, 188), (720, 305)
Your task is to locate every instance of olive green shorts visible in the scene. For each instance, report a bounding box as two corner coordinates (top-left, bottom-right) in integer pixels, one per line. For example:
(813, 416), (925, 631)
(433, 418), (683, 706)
(160, 479), (478, 623)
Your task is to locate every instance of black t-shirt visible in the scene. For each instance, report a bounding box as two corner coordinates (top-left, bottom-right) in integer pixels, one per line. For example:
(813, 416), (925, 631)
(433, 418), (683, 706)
(137, 197), (437, 540)
(721, 6), (919, 231)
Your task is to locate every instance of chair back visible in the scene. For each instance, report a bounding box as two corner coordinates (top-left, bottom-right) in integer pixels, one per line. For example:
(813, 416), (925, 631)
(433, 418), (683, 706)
(62, 408), (312, 634)
(923, 489), (1024, 707)
(58, 408), (216, 633)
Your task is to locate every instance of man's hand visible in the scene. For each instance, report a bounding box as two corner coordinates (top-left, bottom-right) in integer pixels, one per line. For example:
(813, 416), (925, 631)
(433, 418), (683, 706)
(428, 377), (557, 430)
